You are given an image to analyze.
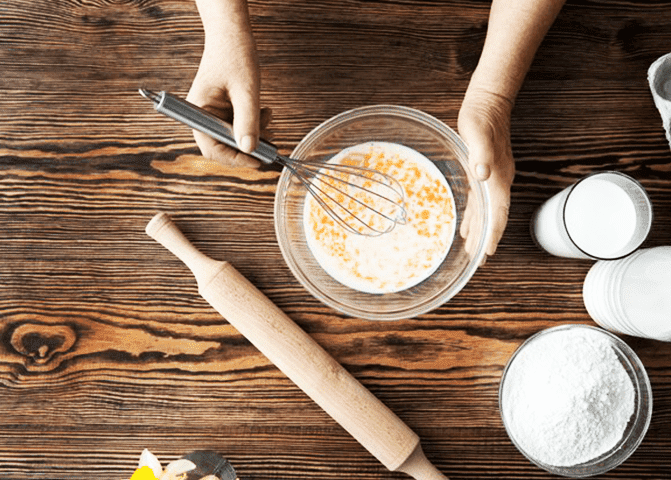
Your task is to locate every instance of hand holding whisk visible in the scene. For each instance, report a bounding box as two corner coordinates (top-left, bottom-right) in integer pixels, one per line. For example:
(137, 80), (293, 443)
(139, 89), (407, 236)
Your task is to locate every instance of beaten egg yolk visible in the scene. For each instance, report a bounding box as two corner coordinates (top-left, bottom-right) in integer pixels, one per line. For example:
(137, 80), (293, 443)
(304, 142), (455, 294)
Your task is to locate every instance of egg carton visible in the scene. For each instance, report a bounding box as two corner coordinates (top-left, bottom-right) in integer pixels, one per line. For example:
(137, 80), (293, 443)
(648, 52), (671, 149)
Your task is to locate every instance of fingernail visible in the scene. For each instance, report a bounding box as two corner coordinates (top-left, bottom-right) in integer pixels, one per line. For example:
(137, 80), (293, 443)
(475, 164), (490, 180)
(239, 135), (255, 154)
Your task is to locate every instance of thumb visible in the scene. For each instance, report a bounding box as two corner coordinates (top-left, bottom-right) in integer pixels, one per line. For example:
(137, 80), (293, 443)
(229, 82), (260, 154)
(458, 119), (494, 182)
(474, 161), (491, 182)
(464, 140), (493, 182)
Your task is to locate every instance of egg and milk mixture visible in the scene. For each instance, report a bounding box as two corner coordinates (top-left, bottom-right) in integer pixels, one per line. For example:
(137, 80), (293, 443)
(303, 142), (456, 294)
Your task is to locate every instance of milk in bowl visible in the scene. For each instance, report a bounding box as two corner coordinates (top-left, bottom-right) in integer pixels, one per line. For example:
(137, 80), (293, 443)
(303, 141), (456, 294)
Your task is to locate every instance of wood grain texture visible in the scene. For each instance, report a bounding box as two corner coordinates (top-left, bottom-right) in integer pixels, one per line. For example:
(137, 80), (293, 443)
(1, 0), (671, 478)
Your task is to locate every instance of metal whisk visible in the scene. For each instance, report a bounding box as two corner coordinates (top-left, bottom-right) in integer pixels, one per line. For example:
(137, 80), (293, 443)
(139, 89), (407, 236)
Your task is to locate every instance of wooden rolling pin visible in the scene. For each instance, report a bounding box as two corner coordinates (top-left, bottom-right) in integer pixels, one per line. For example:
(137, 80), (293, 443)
(145, 212), (448, 480)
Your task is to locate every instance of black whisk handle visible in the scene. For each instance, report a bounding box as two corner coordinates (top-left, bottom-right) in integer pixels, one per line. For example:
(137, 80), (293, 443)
(140, 89), (278, 165)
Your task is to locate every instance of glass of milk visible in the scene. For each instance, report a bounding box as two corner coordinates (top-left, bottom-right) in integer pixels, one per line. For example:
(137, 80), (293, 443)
(583, 246), (671, 341)
(531, 172), (652, 259)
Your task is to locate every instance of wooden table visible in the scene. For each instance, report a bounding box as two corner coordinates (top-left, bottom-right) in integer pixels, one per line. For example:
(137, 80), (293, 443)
(1, 0), (670, 478)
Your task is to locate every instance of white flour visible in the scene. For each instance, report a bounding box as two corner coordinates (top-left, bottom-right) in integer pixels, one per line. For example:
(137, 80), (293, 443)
(501, 327), (635, 467)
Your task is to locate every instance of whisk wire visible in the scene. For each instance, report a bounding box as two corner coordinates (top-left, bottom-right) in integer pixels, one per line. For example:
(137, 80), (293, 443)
(301, 175), (380, 235)
(310, 180), (394, 236)
(285, 162), (388, 236)
(303, 160), (407, 216)
(285, 155), (407, 236)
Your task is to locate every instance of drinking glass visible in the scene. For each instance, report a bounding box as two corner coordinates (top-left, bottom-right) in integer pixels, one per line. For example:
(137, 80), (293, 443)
(531, 172), (652, 260)
(583, 246), (671, 341)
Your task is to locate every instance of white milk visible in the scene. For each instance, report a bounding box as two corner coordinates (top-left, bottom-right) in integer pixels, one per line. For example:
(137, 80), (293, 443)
(564, 178), (637, 258)
(532, 172), (650, 259)
(303, 142), (456, 294)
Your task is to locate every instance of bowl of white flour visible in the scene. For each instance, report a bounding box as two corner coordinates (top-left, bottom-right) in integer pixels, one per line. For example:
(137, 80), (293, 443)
(274, 105), (490, 320)
(499, 324), (652, 477)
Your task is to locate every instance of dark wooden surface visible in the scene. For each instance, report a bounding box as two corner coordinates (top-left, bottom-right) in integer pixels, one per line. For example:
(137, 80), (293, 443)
(1, 0), (671, 478)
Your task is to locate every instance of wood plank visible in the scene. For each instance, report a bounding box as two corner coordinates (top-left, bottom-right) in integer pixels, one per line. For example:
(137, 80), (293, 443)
(1, 0), (671, 478)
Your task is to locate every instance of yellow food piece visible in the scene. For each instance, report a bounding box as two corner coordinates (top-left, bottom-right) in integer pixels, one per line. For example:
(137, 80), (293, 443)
(130, 466), (157, 480)
(304, 142), (456, 294)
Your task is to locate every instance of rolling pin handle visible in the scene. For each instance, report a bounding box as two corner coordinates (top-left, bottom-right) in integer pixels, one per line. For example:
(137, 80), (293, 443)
(397, 444), (449, 480)
(145, 212), (224, 282)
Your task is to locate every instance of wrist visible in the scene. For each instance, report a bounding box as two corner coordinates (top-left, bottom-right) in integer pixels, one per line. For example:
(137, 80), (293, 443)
(462, 83), (515, 119)
(195, 0), (252, 38)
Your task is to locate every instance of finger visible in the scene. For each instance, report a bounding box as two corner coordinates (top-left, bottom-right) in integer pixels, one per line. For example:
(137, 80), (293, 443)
(229, 82), (260, 154)
(186, 90), (261, 167)
(459, 206), (471, 241)
(193, 129), (260, 168)
(465, 225), (478, 258)
(459, 189), (475, 240)
(485, 184), (511, 256)
(186, 85), (234, 120)
(487, 203), (510, 256)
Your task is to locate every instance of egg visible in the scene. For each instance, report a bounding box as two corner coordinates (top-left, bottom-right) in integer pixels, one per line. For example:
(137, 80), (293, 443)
(303, 141), (456, 294)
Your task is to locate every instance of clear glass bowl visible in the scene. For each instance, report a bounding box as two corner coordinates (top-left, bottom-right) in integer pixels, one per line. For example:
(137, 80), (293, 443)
(499, 324), (653, 477)
(274, 105), (490, 320)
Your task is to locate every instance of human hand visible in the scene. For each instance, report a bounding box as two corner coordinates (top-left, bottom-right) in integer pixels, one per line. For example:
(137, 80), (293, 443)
(187, 4), (270, 168)
(457, 89), (516, 259)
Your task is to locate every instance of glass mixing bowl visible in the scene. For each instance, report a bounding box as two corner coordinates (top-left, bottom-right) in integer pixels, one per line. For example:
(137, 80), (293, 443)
(499, 324), (653, 477)
(274, 105), (490, 320)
